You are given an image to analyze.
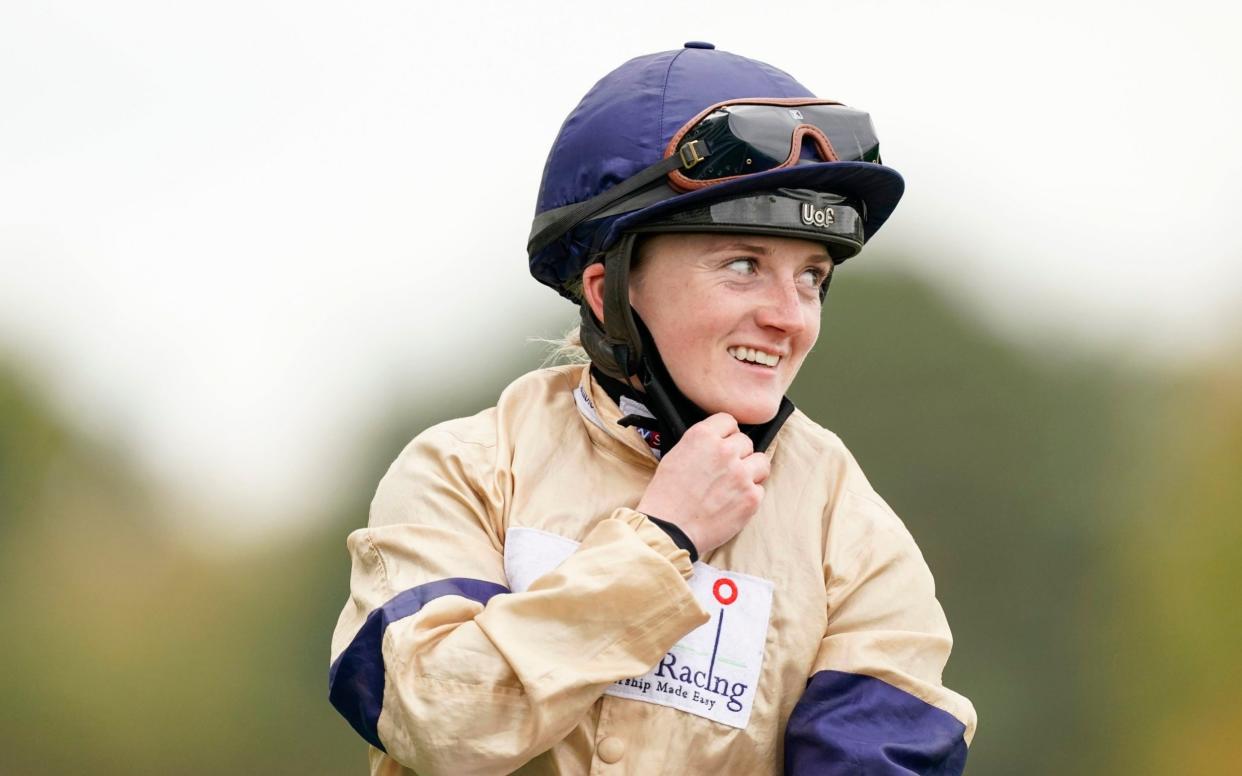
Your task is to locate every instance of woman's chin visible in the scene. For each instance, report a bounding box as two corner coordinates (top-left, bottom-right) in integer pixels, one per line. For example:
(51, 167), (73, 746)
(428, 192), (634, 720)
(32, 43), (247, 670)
(706, 396), (782, 426)
(734, 408), (780, 425)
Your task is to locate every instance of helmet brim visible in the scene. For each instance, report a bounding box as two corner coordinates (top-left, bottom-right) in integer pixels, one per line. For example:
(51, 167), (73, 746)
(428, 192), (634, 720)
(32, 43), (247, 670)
(601, 160), (904, 253)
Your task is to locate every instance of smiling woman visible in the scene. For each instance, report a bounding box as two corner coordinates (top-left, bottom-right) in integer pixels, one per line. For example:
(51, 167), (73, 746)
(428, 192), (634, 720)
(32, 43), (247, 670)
(328, 42), (976, 775)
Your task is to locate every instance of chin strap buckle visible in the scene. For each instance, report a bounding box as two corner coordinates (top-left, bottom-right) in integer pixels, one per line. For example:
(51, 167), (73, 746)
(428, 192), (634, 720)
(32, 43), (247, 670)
(678, 139), (707, 170)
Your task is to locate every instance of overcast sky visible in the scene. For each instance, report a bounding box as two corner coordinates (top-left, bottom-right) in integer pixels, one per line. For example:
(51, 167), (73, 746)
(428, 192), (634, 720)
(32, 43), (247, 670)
(3, 0), (1239, 534)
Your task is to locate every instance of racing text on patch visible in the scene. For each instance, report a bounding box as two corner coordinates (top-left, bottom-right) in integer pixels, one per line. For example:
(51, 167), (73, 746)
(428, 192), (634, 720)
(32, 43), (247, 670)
(504, 526), (772, 729)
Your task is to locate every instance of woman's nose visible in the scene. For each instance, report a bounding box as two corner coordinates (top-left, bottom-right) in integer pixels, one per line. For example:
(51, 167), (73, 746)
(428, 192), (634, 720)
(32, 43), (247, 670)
(754, 280), (807, 334)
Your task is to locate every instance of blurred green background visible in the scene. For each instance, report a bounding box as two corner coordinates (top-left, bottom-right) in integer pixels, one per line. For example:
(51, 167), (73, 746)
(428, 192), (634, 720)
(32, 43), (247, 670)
(2, 259), (1238, 774)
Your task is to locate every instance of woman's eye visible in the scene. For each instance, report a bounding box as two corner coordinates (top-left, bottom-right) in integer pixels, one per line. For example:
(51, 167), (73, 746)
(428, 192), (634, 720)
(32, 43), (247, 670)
(727, 258), (758, 275)
(799, 268), (825, 287)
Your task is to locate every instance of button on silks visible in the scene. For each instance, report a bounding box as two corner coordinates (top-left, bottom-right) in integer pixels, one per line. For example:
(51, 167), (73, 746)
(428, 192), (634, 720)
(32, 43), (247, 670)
(597, 736), (625, 763)
(683, 41), (715, 49)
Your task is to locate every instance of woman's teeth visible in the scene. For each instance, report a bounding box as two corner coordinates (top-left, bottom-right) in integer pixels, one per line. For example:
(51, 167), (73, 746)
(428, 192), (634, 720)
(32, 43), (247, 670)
(728, 346), (780, 367)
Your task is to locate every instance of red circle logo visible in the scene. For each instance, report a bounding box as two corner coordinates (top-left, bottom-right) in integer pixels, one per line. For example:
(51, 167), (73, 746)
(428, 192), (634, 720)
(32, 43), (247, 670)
(713, 578), (738, 606)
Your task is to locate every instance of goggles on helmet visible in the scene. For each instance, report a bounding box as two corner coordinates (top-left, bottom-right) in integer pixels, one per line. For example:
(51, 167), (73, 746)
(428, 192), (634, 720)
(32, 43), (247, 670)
(667, 98), (881, 190)
(527, 98), (882, 259)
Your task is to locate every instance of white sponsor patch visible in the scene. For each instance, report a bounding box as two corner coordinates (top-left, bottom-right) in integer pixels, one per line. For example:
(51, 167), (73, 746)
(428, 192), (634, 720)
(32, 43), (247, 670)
(504, 526), (772, 729)
(504, 526), (580, 592)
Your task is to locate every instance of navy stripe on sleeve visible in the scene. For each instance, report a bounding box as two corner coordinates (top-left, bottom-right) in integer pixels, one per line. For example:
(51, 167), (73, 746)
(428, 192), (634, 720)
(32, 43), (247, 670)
(328, 577), (510, 752)
(784, 670), (969, 776)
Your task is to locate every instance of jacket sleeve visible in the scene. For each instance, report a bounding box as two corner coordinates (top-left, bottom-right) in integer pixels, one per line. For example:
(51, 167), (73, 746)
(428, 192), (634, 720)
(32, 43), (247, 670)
(327, 415), (710, 775)
(784, 481), (978, 776)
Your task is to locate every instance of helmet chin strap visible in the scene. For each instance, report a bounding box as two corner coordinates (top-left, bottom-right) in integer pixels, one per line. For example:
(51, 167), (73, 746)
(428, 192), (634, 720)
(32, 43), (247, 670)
(631, 314), (694, 445)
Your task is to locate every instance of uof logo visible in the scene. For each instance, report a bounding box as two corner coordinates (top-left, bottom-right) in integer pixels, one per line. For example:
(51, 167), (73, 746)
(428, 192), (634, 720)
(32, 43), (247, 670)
(800, 202), (836, 228)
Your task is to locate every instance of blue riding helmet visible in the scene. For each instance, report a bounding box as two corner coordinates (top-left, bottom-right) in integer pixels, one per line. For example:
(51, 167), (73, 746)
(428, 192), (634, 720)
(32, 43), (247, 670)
(527, 42), (905, 301)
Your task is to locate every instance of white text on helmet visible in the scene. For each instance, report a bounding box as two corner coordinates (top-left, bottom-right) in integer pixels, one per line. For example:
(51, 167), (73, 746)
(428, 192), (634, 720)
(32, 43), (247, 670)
(800, 203), (836, 228)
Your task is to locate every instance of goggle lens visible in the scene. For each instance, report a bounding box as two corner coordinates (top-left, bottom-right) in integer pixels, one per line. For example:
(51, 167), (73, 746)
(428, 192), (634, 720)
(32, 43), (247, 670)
(674, 102), (882, 184)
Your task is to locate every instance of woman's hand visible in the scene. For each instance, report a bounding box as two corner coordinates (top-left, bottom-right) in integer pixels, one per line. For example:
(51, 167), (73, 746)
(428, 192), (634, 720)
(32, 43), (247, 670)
(637, 413), (770, 555)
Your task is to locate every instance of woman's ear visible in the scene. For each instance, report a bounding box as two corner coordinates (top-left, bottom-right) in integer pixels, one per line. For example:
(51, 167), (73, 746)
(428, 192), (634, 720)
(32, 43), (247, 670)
(581, 262), (607, 323)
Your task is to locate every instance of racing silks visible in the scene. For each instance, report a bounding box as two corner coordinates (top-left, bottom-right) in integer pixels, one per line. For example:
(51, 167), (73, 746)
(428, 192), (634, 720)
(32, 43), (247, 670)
(329, 365), (977, 775)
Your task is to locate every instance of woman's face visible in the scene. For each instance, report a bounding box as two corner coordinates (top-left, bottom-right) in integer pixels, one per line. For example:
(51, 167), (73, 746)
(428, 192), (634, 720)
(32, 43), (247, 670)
(628, 232), (831, 425)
